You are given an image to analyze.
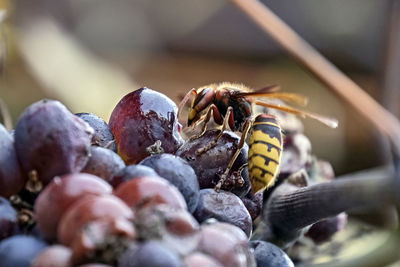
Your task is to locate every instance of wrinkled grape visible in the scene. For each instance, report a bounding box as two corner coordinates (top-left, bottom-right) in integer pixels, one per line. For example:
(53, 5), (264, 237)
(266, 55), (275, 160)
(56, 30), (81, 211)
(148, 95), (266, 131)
(14, 100), (93, 185)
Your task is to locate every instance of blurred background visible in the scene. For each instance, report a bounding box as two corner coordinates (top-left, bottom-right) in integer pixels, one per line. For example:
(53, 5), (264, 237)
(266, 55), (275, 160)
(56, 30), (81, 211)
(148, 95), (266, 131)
(0, 0), (398, 177)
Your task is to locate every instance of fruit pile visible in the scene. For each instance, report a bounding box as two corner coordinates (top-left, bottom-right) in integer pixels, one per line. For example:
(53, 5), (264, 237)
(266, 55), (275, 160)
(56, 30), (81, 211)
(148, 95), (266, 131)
(0, 87), (342, 267)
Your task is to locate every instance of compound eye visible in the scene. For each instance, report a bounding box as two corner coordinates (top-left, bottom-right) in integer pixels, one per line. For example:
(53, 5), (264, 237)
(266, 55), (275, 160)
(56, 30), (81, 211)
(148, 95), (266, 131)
(192, 88), (215, 112)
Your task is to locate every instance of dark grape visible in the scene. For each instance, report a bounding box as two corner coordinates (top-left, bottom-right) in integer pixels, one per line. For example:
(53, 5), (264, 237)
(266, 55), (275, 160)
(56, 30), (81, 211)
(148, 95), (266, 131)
(135, 204), (199, 256)
(0, 235), (47, 267)
(305, 212), (347, 244)
(114, 176), (187, 211)
(109, 87), (183, 164)
(197, 223), (255, 267)
(250, 240), (294, 267)
(176, 130), (250, 198)
(0, 197), (19, 241)
(14, 100), (94, 185)
(35, 173), (112, 241)
(184, 252), (223, 267)
(58, 195), (134, 246)
(193, 189), (252, 237)
(82, 146), (125, 182)
(31, 245), (72, 267)
(241, 191), (263, 221)
(110, 164), (160, 188)
(118, 241), (183, 267)
(140, 153), (199, 213)
(0, 124), (25, 197)
(76, 112), (117, 152)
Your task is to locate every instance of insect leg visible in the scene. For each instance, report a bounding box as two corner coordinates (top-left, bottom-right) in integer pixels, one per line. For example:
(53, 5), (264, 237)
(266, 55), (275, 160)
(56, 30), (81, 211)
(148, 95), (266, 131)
(188, 104), (218, 141)
(215, 118), (253, 191)
(195, 106), (233, 155)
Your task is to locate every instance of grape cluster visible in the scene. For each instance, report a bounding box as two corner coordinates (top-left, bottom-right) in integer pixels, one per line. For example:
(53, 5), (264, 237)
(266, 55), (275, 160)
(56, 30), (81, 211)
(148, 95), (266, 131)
(0, 86), (346, 266)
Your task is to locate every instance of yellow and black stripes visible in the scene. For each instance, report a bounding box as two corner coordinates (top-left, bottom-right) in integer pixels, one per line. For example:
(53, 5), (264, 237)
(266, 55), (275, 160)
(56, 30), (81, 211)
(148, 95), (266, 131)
(248, 114), (283, 193)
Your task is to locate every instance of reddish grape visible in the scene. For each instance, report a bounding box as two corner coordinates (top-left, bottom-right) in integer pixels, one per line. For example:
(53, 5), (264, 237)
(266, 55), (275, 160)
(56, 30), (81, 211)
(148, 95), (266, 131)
(82, 146), (125, 182)
(14, 100), (94, 185)
(135, 204), (199, 256)
(35, 173), (112, 241)
(71, 218), (137, 265)
(58, 195), (134, 246)
(184, 252), (223, 267)
(32, 245), (72, 267)
(197, 223), (255, 267)
(109, 87), (183, 164)
(0, 124), (26, 197)
(140, 153), (199, 213)
(114, 176), (187, 211)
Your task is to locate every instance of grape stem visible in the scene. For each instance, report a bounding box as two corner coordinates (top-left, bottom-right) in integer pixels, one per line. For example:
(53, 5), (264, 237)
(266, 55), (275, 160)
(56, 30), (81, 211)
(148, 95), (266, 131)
(252, 170), (399, 248)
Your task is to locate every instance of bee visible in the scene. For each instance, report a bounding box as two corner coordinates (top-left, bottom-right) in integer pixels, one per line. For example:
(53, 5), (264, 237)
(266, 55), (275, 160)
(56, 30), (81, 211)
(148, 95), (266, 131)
(178, 82), (338, 194)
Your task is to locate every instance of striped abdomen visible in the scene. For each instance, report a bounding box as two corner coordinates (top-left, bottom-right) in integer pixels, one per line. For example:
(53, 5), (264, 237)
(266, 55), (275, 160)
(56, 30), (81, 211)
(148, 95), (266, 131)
(248, 114), (283, 193)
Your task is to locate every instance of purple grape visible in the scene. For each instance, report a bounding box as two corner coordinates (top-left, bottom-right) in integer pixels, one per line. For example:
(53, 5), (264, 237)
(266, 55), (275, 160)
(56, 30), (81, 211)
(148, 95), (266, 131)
(0, 197), (19, 241)
(14, 100), (93, 185)
(140, 154), (199, 213)
(176, 130), (250, 198)
(193, 189), (252, 237)
(250, 241), (294, 267)
(109, 164), (160, 188)
(76, 112), (117, 152)
(305, 213), (348, 244)
(0, 124), (26, 197)
(82, 146), (125, 182)
(0, 235), (48, 267)
(118, 241), (183, 267)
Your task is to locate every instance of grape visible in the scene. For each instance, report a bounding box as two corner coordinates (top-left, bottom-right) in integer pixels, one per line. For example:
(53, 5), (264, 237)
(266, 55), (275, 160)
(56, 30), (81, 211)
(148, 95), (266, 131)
(70, 218), (137, 265)
(184, 252), (223, 267)
(241, 191), (263, 221)
(58, 195), (134, 246)
(35, 173), (112, 241)
(114, 176), (187, 211)
(0, 124), (25, 198)
(109, 87), (183, 164)
(176, 130), (250, 198)
(0, 235), (47, 267)
(305, 213), (347, 244)
(76, 112), (117, 152)
(250, 240), (294, 267)
(197, 223), (255, 267)
(78, 264), (113, 267)
(0, 197), (19, 241)
(82, 146), (125, 182)
(118, 241), (183, 267)
(31, 245), (72, 267)
(279, 133), (312, 179)
(109, 164), (160, 188)
(140, 153), (199, 213)
(135, 204), (200, 256)
(14, 100), (94, 185)
(193, 189), (252, 237)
